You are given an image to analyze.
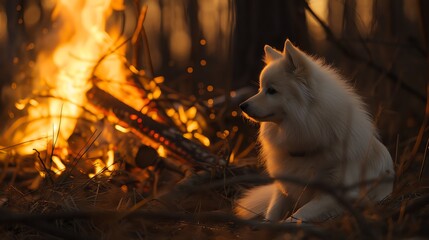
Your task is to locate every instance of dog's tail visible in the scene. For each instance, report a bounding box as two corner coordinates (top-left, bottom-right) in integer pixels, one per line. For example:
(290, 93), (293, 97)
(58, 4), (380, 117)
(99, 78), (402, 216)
(234, 184), (275, 219)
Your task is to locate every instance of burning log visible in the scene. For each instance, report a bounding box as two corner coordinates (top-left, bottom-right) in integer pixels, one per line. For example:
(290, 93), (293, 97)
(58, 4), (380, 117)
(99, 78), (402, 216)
(86, 85), (226, 168)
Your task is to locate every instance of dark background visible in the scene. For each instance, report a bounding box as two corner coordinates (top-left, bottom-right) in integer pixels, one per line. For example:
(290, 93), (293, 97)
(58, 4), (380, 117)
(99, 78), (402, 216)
(0, 0), (428, 182)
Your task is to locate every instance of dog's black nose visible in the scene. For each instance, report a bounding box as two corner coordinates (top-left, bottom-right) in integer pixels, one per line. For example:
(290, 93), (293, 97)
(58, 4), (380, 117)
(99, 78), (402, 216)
(239, 102), (249, 111)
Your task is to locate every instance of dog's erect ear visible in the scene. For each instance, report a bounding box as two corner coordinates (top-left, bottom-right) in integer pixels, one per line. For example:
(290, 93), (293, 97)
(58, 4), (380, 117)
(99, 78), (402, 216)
(264, 45), (283, 64)
(283, 39), (305, 73)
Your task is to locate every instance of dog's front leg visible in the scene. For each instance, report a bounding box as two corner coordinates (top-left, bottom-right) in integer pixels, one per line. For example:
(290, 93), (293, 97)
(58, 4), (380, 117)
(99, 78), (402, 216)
(287, 194), (342, 222)
(265, 186), (289, 221)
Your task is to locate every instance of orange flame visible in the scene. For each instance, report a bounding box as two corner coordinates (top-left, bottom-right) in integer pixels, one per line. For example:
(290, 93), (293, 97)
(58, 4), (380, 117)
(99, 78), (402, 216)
(10, 0), (126, 155)
(7, 0), (212, 179)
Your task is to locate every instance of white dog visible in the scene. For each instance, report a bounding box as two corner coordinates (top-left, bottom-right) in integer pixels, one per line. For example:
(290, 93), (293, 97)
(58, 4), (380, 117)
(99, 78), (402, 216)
(235, 39), (394, 222)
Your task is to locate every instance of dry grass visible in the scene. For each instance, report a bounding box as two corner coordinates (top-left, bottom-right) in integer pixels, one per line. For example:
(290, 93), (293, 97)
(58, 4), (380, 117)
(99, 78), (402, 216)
(0, 143), (428, 240)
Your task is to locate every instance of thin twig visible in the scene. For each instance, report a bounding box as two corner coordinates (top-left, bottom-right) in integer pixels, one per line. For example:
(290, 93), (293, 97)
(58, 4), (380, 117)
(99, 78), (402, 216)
(33, 149), (53, 184)
(399, 84), (429, 175)
(131, 2), (147, 71)
(131, 5), (148, 45)
(139, 11), (154, 79)
(0, 209), (330, 238)
(388, 195), (429, 219)
(0, 137), (49, 151)
(411, 84), (429, 157)
(418, 137), (429, 181)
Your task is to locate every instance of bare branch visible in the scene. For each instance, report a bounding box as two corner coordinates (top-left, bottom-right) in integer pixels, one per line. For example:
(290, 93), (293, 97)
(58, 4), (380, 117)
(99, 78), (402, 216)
(303, 0), (426, 103)
(0, 208), (330, 239)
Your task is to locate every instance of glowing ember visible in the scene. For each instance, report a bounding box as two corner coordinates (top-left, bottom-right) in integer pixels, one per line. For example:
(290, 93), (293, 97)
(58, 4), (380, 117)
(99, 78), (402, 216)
(157, 145), (166, 157)
(115, 124), (131, 133)
(51, 155), (66, 175)
(106, 145), (115, 172)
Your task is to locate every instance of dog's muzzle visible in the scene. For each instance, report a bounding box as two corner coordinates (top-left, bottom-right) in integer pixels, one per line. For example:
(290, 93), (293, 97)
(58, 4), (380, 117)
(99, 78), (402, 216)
(239, 102), (249, 112)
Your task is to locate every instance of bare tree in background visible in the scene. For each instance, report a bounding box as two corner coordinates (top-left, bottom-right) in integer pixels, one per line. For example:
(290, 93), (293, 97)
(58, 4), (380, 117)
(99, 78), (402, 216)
(232, 0), (310, 88)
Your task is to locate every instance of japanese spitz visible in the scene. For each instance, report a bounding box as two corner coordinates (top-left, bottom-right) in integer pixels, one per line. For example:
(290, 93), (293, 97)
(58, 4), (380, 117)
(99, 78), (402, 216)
(235, 40), (394, 222)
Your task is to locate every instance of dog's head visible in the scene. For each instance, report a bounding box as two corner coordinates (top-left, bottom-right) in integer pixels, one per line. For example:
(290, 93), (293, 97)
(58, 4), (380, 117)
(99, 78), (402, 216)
(240, 39), (313, 123)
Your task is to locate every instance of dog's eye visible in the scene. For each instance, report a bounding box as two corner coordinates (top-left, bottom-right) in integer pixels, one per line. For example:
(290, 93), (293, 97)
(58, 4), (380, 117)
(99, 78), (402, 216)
(266, 87), (277, 95)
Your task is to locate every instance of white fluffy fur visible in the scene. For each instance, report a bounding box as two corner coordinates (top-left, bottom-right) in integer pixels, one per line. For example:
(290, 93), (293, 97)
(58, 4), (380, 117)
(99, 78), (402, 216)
(235, 40), (394, 222)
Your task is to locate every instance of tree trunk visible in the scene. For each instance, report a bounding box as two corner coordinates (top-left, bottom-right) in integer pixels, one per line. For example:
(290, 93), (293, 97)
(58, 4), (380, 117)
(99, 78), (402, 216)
(232, 0), (309, 89)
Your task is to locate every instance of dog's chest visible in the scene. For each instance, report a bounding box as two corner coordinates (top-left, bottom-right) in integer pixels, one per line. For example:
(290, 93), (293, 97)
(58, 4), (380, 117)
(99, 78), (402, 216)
(259, 123), (334, 183)
(266, 153), (318, 202)
(265, 151), (316, 179)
